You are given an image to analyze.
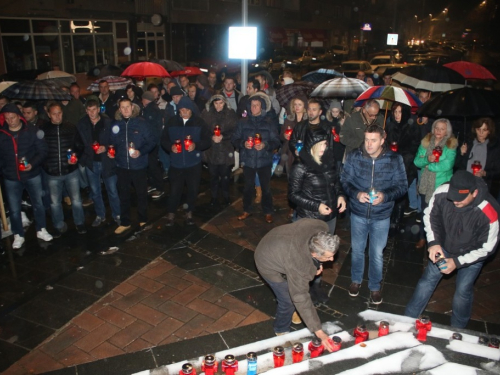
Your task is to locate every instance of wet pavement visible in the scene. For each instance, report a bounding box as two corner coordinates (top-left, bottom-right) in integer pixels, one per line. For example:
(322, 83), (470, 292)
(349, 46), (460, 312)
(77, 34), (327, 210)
(1, 170), (500, 374)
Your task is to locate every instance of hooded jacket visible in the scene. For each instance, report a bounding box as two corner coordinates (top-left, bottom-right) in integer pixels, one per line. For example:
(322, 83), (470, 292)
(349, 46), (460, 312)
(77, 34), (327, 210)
(109, 103), (156, 170)
(289, 127), (345, 221)
(254, 219), (329, 333)
(341, 143), (408, 220)
(200, 95), (238, 166)
(425, 178), (500, 268)
(231, 94), (281, 169)
(0, 113), (48, 181)
(161, 97), (212, 169)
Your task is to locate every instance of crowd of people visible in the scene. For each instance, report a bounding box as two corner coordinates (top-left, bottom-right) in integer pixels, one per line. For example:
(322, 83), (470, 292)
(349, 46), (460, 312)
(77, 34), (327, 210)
(1, 67), (499, 345)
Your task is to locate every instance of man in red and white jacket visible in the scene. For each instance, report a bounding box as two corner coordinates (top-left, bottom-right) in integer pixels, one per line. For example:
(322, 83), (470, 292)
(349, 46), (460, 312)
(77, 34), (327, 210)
(405, 170), (500, 328)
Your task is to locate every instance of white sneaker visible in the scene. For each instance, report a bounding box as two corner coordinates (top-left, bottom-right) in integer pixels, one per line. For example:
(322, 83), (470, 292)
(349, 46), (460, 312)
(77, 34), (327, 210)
(37, 228), (53, 242)
(13, 234), (25, 249)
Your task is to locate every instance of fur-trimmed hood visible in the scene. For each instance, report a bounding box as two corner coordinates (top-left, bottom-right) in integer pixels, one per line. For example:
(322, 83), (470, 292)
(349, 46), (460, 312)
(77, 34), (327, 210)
(248, 91), (271, 114)
(205, 94), (230, 112)
(114, 102), (141, 120)
(421, 133), (458, 150)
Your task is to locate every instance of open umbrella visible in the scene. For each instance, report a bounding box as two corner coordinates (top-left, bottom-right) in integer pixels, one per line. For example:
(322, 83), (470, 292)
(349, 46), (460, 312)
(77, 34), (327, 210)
(354, 85), (422, 113)
(1, 80), (71, 100)
(310, 77), (369, 99)
(443, 61), (497, 82)
(170, 67), (203, 77)
(36, 71), (77, 88)
(276, 81), (317, 108)
(87, 76), (133, 92)
(418, 87), (500, 141)
(121, 62), (171, 80)
(87, 64), (123, 78)
(302, 68), (345, 84)
(149, 59), (184, 72)
(0, 81), (17, 94)
(392, 65), (465, 92)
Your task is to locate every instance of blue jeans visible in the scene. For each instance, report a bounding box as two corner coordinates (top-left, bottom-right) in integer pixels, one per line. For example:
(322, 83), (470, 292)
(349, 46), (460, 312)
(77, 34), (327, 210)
(350, 214), (390, 291)
(405, 248), (484, 328)
(86, 163), (120, 219)
(263, 277), (295, 334)
(47, 169), (85, 228)
(408, 178), (419, 210)
(4, 174), (47, 236)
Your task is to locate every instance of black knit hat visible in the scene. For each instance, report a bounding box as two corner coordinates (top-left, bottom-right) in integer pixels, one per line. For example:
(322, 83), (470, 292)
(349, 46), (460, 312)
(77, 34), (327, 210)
(447, 170), (477, 202)
(0, 103), (22, 116)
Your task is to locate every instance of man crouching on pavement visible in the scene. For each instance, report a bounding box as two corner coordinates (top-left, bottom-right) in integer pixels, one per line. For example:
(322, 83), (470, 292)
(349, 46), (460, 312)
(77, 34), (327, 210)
(254, 218), (339, 351)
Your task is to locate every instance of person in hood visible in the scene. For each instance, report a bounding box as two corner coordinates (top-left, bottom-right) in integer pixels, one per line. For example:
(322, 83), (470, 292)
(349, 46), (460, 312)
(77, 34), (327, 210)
(0, 104), (52, 249)
(161, 96), (212, 226)
(232, 95), (281, 223)
(341, 124), (407, 304)
(405, 170), (500, 328)
(201, 95), (238, 206)
(289, 126), (346, 308)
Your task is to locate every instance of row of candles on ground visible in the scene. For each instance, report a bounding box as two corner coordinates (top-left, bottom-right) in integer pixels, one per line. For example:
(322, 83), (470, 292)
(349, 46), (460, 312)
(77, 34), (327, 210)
(178, 318), (500, 374)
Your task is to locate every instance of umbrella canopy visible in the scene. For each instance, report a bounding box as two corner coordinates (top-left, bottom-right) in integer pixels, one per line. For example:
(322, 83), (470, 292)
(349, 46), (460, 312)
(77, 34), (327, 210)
(354, 85), (422, 113)
(170, 67), (203, 77)
(87, 64), (123, 78)
(0, 81), (17, 94)
(302, 68), (345, 84)
(392, 65), (465, 92)
(149, 59), (184, 72)
(121, 62), (171, 79)
(1, 80), (71, 100)
(310, 77), (369, 99)
(36, 70), (76, 88)
(275, 81), (317, 108)
(87, 76), (133, 92)
(443, 61), (496, 81)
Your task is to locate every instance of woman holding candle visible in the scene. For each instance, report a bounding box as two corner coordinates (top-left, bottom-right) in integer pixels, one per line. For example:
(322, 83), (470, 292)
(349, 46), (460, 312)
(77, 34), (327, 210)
(414, 118), (457, 249)
(201, 95), (238, 206)
(455, 117), (500, 192)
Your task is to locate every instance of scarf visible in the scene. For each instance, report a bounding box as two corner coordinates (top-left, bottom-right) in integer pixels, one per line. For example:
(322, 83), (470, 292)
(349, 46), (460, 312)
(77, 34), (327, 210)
(419, 135), (449, 203)
(466, 139), (488, 173)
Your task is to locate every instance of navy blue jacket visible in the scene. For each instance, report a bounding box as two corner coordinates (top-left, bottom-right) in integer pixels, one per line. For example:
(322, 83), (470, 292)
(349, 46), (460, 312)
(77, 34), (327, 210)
(341, 145), (408, 220)
(161, 114), (212, 169)
(76, 115), (116, 178)
(141, 101), (163, 141)
(0, 116), (48, 181)
(109, 108), (156, 170)
(231, 96), (281, 169)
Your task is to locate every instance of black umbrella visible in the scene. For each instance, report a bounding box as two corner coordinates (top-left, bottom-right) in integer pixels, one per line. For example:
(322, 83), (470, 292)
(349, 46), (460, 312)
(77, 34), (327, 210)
(418, 87), (500, 140)
(302, 68), (344, 84)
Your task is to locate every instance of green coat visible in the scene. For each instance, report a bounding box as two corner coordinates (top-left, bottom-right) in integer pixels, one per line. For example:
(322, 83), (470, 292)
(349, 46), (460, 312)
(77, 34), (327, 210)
(414, 133), (458, 189)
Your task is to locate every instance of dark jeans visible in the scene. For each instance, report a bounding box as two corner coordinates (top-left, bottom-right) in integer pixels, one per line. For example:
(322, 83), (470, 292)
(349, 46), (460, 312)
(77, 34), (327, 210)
(243, 166), (273, 214)
(263, 276), (295, 334)
(148, 145), (164, 191)
(86, 163), (120, 220)
(419, 194), (428, 240)
(167, 164), (202, 214)
(116, 167), (148, 226)
(208, 163), (231, 199)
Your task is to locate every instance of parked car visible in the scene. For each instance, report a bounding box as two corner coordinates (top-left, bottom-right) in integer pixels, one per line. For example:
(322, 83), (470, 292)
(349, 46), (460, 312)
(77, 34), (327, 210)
(340, 60), (373, 77)
(331, 44), (349, 58)
(287, 50), (316, 68)
(312, 47), (335, 62)
(370, 55), (396, 71)
(269, 48), (302, 72)
(384, 48), (403, 61)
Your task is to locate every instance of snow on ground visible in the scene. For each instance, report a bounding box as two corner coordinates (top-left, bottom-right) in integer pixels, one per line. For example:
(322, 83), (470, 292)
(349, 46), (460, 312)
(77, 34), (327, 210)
(335, 345), (446, 375)
(422, 362), (482, 375)
(447, 339), (500, 361)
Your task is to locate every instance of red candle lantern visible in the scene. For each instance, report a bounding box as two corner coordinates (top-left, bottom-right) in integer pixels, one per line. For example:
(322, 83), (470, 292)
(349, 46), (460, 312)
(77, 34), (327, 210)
(184, 135), (193, 150)
(214, 125), (221, 137)
(69, 152), (77, 164)
(273, 346), (285, 367)
(308, 337), (324, 358)
(254, 133), (262, 146)
(108, 145), (115, 157)
(331, 127), (340, 142)
(488, 338), (500, 349)
(432, 146), (443, 162)
(201, 355), (217, 375)
(292, 342), (304, 363)
(18, 157), (27, 171)
(92, 141), (100, 153)
(331, 336), (342, 352)
(175, 139), (182, 153)
(285, 125), (293, 139)
(354, 324), (369, 344)
(415, 315), (432, 341)
(221, 354), (238, 375)
(390, 141), (398, 152)
(471, 160), (482, 176)
(378, 321), (390, 337)
(247, 136), (254, 148)
(179, 363), (196, 375)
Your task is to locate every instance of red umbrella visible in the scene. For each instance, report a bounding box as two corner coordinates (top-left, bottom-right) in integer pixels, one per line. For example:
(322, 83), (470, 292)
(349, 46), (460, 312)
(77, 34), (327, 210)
(443, 61), (496, 81)
(169, 67), (203, 77)
(121, 62), (171, 79)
